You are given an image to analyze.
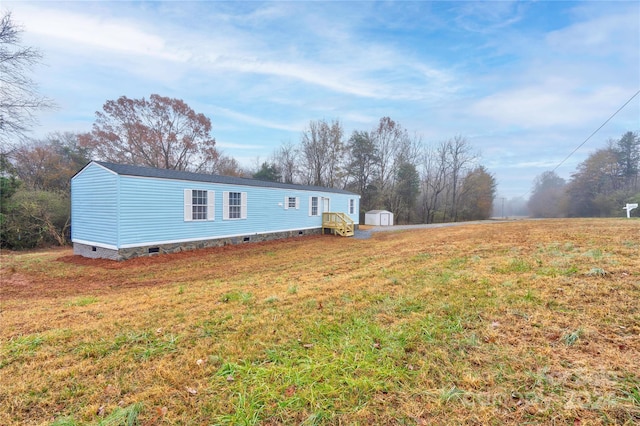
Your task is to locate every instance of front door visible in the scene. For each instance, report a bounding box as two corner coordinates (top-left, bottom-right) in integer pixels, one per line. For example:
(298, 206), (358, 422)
(322, 198), (330, 213)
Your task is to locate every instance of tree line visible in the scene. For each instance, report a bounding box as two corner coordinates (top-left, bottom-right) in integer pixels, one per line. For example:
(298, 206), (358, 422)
(261, 117), (496, 225)
(528, 131), (640, 218)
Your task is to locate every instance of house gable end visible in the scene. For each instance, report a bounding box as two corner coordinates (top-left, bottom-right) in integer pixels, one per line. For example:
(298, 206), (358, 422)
(72, 161), (118, 182)
(71, 162), (120, 248)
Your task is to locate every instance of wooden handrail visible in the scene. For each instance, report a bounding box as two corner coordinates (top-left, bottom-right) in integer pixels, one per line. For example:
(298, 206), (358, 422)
(322, 212), (354, 237)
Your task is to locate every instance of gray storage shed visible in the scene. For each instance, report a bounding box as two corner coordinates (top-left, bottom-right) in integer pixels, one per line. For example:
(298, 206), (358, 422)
(364, 210), (394, 226)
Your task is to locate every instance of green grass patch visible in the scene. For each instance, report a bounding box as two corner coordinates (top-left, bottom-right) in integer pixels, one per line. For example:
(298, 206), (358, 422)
(0, 334), (45, 368)
(51, 402), (143, 426)
(492, 257), (533, 274)
(75, 330), (179, 360)
(208, 313), (421, 423)
(66, 296), (99, 307)
(561, 328), (583, 346)
(582, 248), (604, 259)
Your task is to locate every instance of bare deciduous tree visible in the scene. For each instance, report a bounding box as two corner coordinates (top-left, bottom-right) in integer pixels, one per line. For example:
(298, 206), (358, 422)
(273, 142), (299, 184)
(0, 11), (54, 150)
(370, 117), (407, 197)
(419, 141), (449, 223)
(445, 135), (477, 222)
(299, 118), (345, 187)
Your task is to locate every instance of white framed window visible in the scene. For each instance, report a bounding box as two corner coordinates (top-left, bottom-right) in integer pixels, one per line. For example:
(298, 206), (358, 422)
(349, 199), (355, 215)
(229, 192), (241, 219)
(184, 189), (215, 221)
(309, 196), (319, 216)
(192, 190), (207, 220)
(284, 196), (299, 210)
(223, 191), (247, 220)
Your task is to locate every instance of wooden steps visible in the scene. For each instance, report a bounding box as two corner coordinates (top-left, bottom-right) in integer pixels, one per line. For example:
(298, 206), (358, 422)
(322, 212), (355, 237)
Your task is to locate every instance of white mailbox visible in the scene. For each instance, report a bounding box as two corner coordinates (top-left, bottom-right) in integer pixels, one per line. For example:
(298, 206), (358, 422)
(623, 203), (638, 218)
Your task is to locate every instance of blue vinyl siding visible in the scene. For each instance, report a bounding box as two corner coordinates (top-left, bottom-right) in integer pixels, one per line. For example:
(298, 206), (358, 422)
(71, 163), (119, 247)
(117, 175), (359, 247)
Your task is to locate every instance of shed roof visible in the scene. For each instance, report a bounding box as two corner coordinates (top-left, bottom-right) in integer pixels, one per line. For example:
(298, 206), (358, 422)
(85, 161), (358, 196)
(366, 210), (392, 214)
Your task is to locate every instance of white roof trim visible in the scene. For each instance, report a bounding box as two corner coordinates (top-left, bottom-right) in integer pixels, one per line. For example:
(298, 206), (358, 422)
(71, 161), (118, 181)
(72, 239), (118, 250)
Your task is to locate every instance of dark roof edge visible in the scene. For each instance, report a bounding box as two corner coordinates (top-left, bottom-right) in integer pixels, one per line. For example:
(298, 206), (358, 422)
(89, 161), (359, 196)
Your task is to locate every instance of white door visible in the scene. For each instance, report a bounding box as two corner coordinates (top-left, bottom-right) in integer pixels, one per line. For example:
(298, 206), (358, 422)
(323, 198), (330, 212)
(380, 213), (389, 226)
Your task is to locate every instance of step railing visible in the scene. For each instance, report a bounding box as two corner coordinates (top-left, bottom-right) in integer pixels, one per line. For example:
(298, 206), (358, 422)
(322, 212), (355, 237)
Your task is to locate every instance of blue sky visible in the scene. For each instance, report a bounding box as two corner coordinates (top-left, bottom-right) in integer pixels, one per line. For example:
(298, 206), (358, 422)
(7, 0), (640, 199)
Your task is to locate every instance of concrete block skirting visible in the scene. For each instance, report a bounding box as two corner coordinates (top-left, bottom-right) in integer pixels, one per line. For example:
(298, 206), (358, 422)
(74, 228), (323, 261)
(73, 243), (120, 260)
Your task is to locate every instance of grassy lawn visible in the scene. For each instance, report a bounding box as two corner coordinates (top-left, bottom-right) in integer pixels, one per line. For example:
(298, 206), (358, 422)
(1, 219), (639, 425)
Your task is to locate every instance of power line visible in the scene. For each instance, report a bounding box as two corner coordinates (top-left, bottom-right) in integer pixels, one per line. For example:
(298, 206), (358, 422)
(551, 89), (640, 173)
(517, 89), (639, 200)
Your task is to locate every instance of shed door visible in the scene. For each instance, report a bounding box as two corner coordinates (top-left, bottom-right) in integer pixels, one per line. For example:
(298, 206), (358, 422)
(381, 213), (390, 226)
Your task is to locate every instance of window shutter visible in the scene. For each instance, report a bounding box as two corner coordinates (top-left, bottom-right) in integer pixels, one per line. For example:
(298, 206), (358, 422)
(223, 191), (229, 220)
(184, 189), (192, 221)
(295, 197), (300, 210)
(207, 190), (215, 221)
(241, 192), (247, 219)
(308, 196), (313, 216)
(284, 196), (289, 210)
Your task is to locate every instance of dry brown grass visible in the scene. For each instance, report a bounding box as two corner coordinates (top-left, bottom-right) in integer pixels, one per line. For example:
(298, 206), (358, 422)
(1, 219), (639, 425)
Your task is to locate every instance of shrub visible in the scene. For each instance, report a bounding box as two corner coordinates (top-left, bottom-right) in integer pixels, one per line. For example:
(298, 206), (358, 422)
(1, 189), (70, 249)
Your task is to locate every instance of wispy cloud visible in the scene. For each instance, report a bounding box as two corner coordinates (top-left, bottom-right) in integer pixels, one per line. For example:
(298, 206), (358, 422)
(215, 140), (265, 151)
(209, 106), (300, 132)
(20, 6), (188, 62)
(470, 81), (630, 128)
(546, 7), (639, 57)
(452, 1), (525, 34)
(206, 56), (383, 99)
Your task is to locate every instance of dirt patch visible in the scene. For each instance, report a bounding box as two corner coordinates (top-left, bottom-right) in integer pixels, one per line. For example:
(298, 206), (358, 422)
(57, 234), (325, 269)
